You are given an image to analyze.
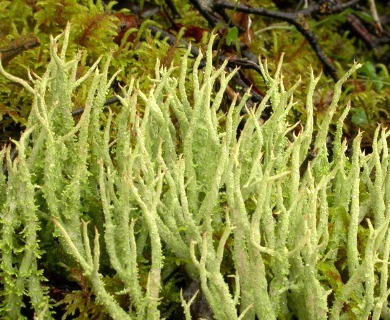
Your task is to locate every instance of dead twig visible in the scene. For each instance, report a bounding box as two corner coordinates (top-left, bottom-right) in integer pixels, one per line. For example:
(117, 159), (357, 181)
(206, 0), (364, 81)
(0, 37), (40, 66)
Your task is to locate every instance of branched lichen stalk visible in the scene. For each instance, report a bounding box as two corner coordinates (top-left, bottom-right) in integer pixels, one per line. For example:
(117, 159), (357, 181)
(1, 23), (390, 320)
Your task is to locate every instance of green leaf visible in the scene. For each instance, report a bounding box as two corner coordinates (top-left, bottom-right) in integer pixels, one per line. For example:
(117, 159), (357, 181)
(225, 26), (238, 46)
(350, 108), (369, 126)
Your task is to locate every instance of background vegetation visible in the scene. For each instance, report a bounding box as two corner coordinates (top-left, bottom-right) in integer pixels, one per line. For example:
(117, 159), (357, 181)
(0, 0), (389, 319)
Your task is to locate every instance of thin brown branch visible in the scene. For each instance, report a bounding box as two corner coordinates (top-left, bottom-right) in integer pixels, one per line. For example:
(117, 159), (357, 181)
(211, 0), (363, 81)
